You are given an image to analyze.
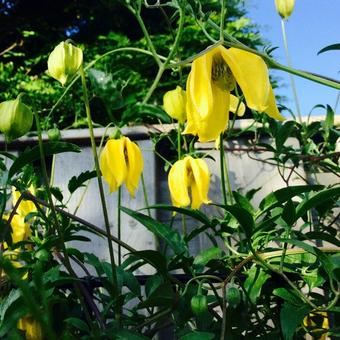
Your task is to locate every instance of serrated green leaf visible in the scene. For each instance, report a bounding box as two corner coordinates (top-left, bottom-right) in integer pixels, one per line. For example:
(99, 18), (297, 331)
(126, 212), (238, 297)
(244, 266), (270, 303)
(144, 204), (211, 226)
(233, 191), (255, 215)
(295, 187), (340, 221)
(275, 121), (296, 151)
(68, 170), (97, 194)
(257, 185), (323, 218)
(273, 287), (300, 305)
(121, 207), (188, 255)
(280, 302), (312, 340)
(193, 247), (222, 267)
(9, 142), (80, 178)
(137, 283), (174, 309)
(128, 250), (167, 275)
(220, 204), (255, 239)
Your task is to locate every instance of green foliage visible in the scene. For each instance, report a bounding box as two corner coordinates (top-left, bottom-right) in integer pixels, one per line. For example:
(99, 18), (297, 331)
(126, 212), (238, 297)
(0, 0), (339, 339)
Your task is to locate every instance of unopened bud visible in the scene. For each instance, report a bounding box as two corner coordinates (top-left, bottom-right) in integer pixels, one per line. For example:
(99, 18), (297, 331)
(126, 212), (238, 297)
(47, 41), (83, 86)
(47, 126), (61, 141)
(275, 0), (295, 20)
(0, 94), (33, 142)
(163, 86), (187, 123)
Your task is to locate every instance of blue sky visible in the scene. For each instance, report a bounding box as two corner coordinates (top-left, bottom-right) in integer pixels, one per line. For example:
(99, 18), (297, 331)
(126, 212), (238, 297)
(247, 0), (340, 118)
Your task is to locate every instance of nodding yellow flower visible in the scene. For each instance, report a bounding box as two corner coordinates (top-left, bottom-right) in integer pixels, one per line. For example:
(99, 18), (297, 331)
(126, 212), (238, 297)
(47, 41), (83, 86)
(17, 315), (43, 340)
(184, 45), (284, 142)
(100, 136), (143, 198)
(275, 0), (295, 20)
(168, 156), (211, 209)
(163, 86), (187, 123)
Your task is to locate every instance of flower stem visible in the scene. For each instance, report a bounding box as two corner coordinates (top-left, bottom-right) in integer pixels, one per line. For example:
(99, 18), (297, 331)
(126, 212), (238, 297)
(223, 146), (234, 205)
(219, 0), (226, 42)
(79, 66), (119, 303)
(33, 108), (95, 328)
(219, 133), (228, 207)
(117, 186), (122, 266)
(280, 19), (302, 123)
(141, 173), (151, 217)
(177, 123), (182, 159)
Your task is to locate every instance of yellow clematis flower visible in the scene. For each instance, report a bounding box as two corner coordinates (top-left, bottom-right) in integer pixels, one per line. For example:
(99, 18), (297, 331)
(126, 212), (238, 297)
(168, 156), (211, 209)
(100, 136), (144, 198)
(184, 45), (284, 142)
(163, 86), (187, 123)
(275, 0), (295, 20)
(47, 41), (83, 86)
(17, 315), (43, 340)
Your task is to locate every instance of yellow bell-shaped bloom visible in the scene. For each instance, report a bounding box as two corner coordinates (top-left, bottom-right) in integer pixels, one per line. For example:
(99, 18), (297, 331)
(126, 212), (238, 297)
(47, 41), (83, 86)
(184, 45), (284, 142)
(275, 0), (295, 20)
(168, 156), (211, 209)
(100, 136), (143, 198)
(163, 86), (187, 123)
(17, 315), (43, 340)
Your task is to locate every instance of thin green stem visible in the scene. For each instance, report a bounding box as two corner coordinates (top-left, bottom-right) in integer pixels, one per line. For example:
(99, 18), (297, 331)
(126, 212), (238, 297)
(117, 186), (122, 266)
(280, 19), (302, 123)
(181, 214), (187, 237)
(334, 91), (340, 112)
(49, 155), (56, 187)
(219, 0), (226, 42)
(127, 4), (162, 67)
(79, 66), (119, 302)
(143, 65), (165, 104)
(142, 6), (185, 104)
(219, 133), (228, 207)
(141, 173), (151, 217)
(33, 108), (94, 327)
(177, 123), (182, 159)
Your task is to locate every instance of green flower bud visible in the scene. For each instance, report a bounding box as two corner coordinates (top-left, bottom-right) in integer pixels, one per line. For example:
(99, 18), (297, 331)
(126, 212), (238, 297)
(275, 0), (295, 20)
(47, 127), (61, 141)
(226, 286), (241, 308)
(163, 86), (187, 123)
(191, 294), (208, 315)
(47, 41), (83, 86)
(0, 94), (33, 142)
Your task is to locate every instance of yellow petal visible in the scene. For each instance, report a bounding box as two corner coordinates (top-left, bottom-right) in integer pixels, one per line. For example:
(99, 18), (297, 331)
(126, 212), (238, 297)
(221, 47), (270, 113)
(18, 316), (43, 340)
(124, 137), (144, 198)
(12, 187), (36, 219)
(168, 158), (190, 207)
(184, 47), (231, 142)
(163, 86), (187, 123)
(100, 139), (127, 193)
(187, 49), (215, 120)
(230, 94), (246, 117)
(264, 86), (285, 121)
(188, 157), (211, 209)
(10, 214), (30, 243)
